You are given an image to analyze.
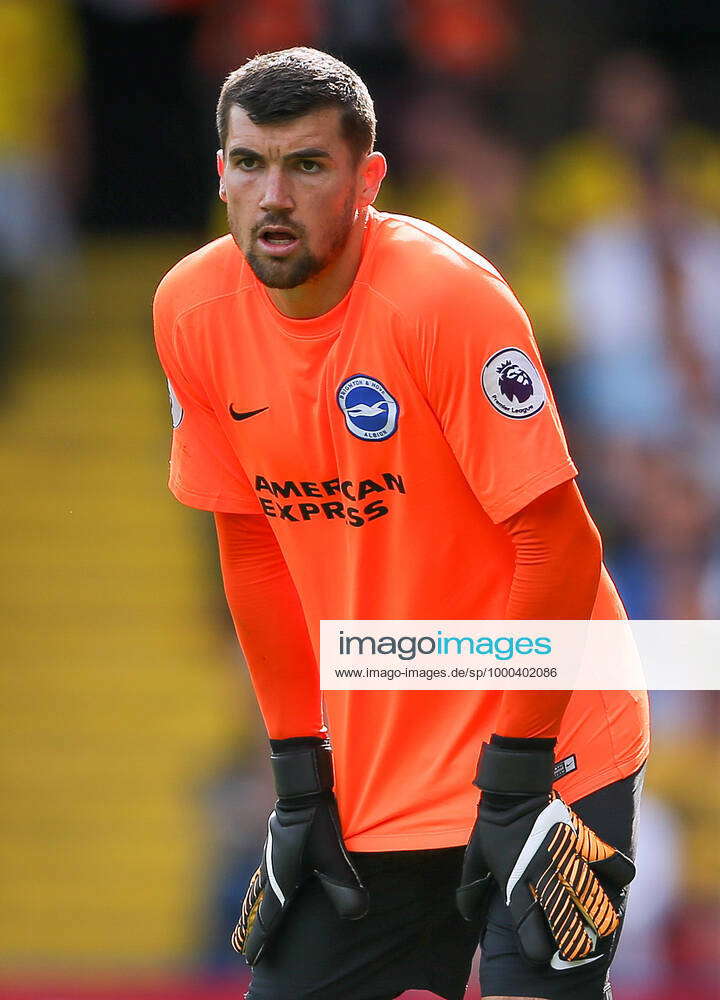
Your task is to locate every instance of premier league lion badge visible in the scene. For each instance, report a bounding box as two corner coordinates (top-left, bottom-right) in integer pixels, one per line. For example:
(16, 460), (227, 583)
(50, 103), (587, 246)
(481, 348), (546, 419)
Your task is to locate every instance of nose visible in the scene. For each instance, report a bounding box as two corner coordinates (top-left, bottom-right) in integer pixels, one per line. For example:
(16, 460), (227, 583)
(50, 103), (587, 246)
(259, 167), (295, 214)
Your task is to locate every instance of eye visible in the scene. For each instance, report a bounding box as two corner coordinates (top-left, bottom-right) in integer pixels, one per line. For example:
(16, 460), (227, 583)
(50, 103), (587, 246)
(237, 157), (258, 170)
(298, 159), (321, 173)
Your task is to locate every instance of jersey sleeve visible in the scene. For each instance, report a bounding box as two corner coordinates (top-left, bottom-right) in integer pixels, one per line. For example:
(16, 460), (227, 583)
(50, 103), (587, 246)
(153, 290), (260, 515)
(215, 512), (325, 741)
(423, 270), (577, 522)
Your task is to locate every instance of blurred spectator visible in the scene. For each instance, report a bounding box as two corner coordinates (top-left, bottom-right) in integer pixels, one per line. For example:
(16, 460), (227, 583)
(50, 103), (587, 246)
(401, 0), (521, 80)
(613, 792), (681, 988)
(530, 51), (720, 234)
(562, 180), (720, 453)
(0, 0), (86, 381)
(378, 87), (527, 275)
(559, 174), (720, 618)
(518, 51), (720, 620)
(639, 692), (720, 990)
(646, 692), (720, 905)
(604, 450), (720, 618)
(525, 51), (720, 355)
(194, 0), (323, 83)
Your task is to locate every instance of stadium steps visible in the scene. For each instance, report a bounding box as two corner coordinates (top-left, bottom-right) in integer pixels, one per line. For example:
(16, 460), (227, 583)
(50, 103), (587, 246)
(0, 240), (253, 969)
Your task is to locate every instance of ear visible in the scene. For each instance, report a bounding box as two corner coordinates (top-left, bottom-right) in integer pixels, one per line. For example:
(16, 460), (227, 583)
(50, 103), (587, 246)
(358, 151), (387, 208)
(217, 150), (227, 202)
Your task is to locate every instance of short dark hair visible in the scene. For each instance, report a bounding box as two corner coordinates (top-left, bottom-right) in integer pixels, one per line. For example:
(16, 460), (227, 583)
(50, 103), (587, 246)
(216, 47), (376, 161)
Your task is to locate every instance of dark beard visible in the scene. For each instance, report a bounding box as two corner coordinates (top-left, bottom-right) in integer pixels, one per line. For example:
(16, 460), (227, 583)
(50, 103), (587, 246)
(244, 244), (320, 289)
(232, 192), (356, 290)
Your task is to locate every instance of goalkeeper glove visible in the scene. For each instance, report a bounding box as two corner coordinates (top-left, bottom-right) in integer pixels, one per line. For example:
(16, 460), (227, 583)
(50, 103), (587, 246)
(456, 735), (635, 967)
(231, 737), (369, 965)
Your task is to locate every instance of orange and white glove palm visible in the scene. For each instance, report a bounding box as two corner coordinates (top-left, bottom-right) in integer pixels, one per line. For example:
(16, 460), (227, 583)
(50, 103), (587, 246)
(456, 736), (635, 967)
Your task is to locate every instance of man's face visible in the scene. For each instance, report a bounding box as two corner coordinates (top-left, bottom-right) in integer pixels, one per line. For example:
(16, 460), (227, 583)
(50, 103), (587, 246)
(219, 106), (363, 289)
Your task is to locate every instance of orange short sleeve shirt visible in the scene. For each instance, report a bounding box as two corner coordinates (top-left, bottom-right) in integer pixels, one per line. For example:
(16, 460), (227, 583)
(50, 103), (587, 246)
(154, 211), (649, 850)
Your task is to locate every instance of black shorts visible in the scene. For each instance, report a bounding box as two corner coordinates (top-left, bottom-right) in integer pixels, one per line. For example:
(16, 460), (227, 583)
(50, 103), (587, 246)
(245, 766), (645, 1000)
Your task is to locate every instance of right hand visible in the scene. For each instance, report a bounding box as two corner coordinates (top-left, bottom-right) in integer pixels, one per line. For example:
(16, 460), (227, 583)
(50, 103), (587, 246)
(231, 739), (369, 965)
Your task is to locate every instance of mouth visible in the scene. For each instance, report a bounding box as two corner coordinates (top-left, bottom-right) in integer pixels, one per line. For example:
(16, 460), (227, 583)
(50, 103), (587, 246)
(256, 225), (301, 258)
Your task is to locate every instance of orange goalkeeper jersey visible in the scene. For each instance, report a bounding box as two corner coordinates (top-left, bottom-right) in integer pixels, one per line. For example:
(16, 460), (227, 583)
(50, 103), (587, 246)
(154, 209), (649, 851)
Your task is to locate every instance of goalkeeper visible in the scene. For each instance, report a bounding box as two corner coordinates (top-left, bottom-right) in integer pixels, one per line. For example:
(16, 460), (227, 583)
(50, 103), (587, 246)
(154, 47), (649, 1000)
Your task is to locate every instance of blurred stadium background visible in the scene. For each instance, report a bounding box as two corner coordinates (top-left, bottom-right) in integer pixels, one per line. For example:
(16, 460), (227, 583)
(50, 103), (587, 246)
(1, 1), (719, 998)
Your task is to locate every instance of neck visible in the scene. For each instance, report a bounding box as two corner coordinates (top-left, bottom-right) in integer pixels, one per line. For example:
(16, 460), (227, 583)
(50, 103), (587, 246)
(266, 210), (368, 320)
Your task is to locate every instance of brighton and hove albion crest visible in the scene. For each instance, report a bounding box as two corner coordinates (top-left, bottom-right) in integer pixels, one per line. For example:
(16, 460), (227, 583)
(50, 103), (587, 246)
(481, 348), (546, 419)
(337, 374), (399, 441)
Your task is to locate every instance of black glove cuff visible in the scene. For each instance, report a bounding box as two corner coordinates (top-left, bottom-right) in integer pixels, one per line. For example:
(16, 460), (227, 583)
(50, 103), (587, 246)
(270, 738), (334, 803)
(489, 734), (556, 753)
(474, 737), (555, 795)
(269, 736), (327, 753)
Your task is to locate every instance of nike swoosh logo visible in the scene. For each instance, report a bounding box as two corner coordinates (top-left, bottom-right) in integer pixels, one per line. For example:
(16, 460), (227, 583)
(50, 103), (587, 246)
(229, 404), (269, 421)
(550, 950), (603, 971)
